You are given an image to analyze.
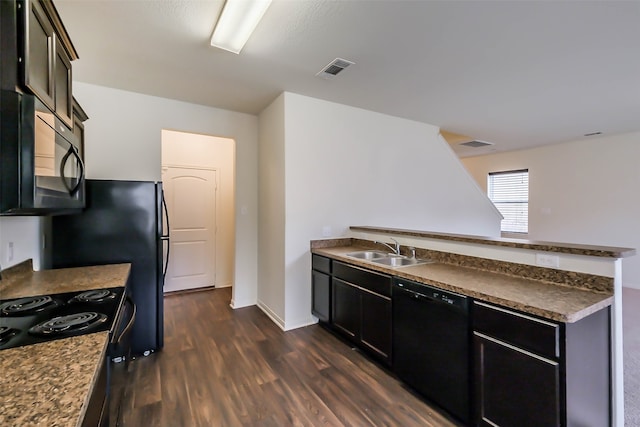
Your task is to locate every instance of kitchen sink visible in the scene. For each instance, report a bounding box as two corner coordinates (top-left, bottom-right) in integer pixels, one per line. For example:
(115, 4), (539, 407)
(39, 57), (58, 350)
(345, 250), (434, 268)
(345, 250), (388, 260)
(371, 256), (434, 267)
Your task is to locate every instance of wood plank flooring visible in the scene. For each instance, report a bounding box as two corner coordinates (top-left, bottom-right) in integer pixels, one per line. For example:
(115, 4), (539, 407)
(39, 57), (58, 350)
(110, 287), (461, 426)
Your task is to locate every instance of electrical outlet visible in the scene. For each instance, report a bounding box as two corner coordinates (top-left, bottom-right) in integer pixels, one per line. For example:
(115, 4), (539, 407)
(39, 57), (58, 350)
(322, 226), (332, 237)
(7, 242), (14, 262)
(536, 253), (559, 268)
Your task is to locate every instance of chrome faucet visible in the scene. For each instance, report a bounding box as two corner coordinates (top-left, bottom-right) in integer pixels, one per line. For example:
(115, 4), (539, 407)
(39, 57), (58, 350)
(375, 238), (401, 255)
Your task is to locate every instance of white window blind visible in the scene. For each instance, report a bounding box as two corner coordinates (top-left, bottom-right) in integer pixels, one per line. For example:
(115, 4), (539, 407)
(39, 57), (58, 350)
(488, 169), (529, 234)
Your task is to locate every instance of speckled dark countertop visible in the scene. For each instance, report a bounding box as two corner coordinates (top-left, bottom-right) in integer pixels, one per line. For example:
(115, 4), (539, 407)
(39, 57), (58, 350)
(0, 332), (109, 427)
(351, 225), (636, 258)
(312, 245), (612, 323)
(0, 260), (131, 299)
(0, 261), (131, 427)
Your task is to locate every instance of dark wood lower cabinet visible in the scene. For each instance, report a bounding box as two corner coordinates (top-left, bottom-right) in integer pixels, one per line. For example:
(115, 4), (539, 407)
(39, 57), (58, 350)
(312, 256), (611, 427)
(473, 301), (611, 427)
(332, 278), (360, 339)
(330, 261), (392, 365)
(474, 332), (561, 427)
(312, 255), (332, 322)
(360, 290), (391, 360)
(81, 355), (108, 427)
(311, 270), (331, 322)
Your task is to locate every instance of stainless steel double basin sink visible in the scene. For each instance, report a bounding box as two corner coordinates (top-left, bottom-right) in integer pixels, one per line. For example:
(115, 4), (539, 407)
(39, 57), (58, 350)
(345, 250), (433, 268)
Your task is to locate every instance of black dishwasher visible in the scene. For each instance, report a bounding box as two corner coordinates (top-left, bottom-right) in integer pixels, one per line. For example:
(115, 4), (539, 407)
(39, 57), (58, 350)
(392, 278), (470, 424)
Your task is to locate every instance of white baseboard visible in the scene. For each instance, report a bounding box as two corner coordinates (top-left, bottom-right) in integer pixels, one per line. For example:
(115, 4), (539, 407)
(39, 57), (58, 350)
(623, 282), (640, 290)
(230, 297), (256, 309)
(283, 317), (318, 331)
(255, 302), (317, 331)
(256, 300), (286, 330)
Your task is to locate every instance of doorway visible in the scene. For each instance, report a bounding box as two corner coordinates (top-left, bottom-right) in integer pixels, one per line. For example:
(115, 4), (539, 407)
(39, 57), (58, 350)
(161, 130), (236, 293)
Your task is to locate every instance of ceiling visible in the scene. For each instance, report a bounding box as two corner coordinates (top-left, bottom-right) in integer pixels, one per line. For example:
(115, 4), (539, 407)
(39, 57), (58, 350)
(55, 0), (640, 157)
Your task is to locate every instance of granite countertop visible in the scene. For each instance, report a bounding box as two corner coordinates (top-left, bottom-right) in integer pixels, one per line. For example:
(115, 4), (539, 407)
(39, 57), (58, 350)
(351, 225), (636, 258)
(313, 245), (612, 323)
(0, 332), (109, 427)
(0, 261), (131, 427)
(0, 261), (131, 300)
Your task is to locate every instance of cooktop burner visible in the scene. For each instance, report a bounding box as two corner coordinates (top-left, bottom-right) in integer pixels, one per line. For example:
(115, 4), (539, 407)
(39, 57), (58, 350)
(29, 312), (108, 336)
(0, 295), (60, 316)
(69, 289), (117, 304)
(0, 287), (124, 351)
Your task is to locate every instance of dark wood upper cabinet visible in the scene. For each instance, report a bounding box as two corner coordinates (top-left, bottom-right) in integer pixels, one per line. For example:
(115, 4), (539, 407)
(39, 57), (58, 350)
(0, 1), (86, 215)
(23, 0), (54, 107)
(54, 36), (72, 126)
(20, 0), (78, 127)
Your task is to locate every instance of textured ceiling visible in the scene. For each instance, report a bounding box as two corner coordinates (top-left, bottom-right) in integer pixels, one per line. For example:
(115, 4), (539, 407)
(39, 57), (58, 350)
(55, 0), (640, 157)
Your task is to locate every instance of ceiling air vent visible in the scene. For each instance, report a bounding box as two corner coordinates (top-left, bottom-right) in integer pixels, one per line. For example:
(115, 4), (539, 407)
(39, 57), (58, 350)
(459, 140), (494, 148)
(316, 58), (355, 79)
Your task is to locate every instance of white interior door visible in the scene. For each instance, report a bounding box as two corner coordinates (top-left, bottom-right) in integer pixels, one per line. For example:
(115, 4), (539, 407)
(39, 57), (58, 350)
(162, 166), (217, 293)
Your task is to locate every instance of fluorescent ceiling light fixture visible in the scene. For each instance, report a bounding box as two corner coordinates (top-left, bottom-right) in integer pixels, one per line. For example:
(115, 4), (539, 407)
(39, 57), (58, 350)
(210, 0), (272, 54)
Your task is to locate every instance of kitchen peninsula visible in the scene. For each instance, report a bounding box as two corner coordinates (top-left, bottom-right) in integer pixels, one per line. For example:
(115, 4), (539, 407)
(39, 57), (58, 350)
(311, 226), (635, 426)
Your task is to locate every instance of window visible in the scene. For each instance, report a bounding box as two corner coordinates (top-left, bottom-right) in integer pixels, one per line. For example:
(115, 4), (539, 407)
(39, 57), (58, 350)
(488, 169), (529, 234)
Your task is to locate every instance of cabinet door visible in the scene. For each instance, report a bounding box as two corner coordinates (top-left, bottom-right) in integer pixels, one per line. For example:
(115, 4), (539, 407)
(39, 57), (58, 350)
(332, 278), (360, 340)
(474, 332), (561, 427)
(24, 0), (55, 109)
(54, 36), (73, 127)
(360, 291), (391, 364)
(312, 270), (331, 322)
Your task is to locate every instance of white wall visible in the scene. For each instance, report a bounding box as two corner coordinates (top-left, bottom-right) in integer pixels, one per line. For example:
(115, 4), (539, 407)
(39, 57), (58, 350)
(161, 130), (235, 288)
(73, 82), (259, 306)
(258, 92), (502, 330)
(0, 217), (42, 270)
(462, 131), (640, 289)
(257, 94), (286, 326)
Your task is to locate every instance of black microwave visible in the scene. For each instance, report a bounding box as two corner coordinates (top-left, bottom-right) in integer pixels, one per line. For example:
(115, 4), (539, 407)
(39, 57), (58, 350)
(1, 90), (85, 215)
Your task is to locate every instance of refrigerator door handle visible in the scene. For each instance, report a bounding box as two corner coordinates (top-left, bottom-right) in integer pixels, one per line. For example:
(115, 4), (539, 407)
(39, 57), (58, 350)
(161, 235), (170, 280)
(161, 191), (170, 239)
(160, 192), (170, 280)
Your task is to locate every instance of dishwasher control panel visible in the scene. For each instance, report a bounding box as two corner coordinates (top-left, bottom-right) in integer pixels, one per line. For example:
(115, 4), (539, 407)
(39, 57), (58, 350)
(393, 278), (468, 310)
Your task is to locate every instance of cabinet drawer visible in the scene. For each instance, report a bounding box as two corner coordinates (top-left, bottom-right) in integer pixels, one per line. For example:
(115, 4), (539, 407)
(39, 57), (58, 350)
(333, 261), (391, 297)
(473, 301), (560, 359)
(312, 254), (331, 274)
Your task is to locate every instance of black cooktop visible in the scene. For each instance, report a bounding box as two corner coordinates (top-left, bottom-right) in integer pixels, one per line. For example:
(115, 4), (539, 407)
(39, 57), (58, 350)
(0, 287), (124, 350)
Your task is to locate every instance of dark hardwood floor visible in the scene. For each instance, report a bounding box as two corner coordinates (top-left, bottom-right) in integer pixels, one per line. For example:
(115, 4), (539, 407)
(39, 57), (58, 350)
(110, 287), (460, 426)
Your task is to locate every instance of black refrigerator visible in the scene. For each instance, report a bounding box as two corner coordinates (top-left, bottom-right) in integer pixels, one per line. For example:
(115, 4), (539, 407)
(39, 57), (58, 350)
(47, 179), (169, 357)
